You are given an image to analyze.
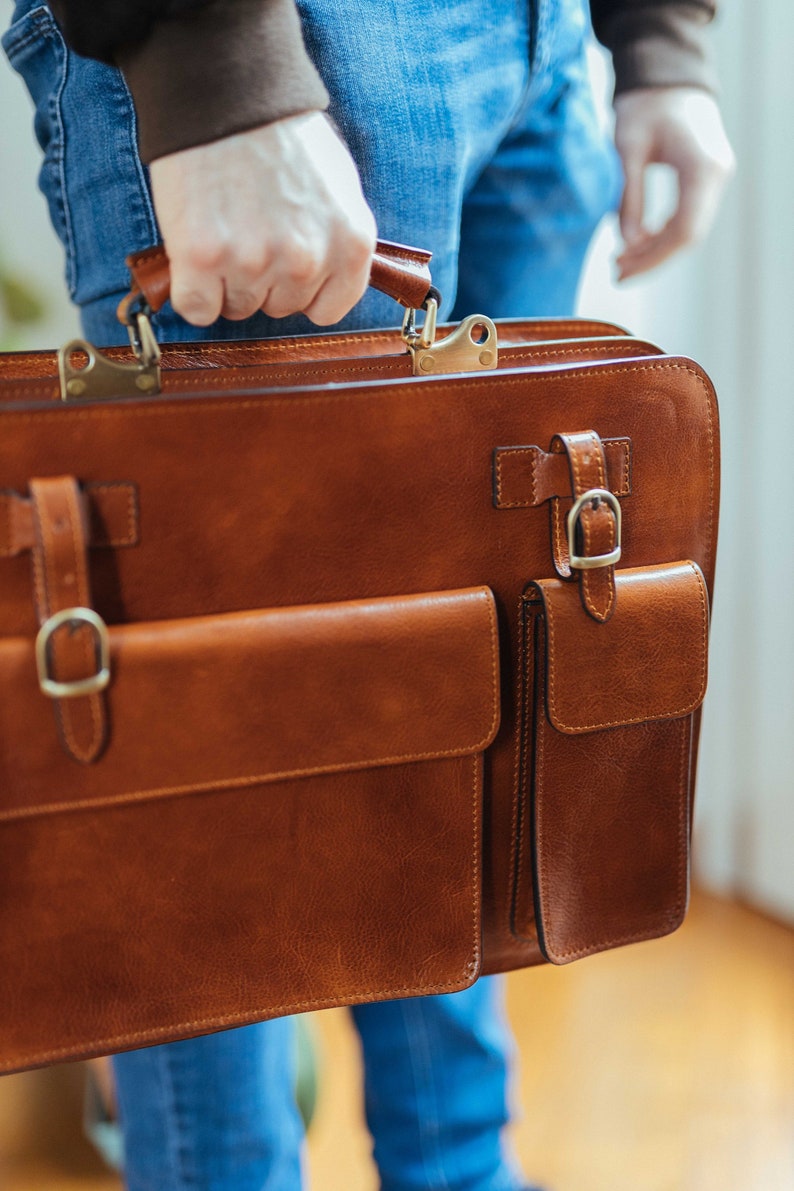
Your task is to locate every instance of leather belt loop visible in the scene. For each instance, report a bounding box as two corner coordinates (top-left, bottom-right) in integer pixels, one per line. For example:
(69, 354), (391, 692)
(549, 431), (618, 624)
(29, 477), (109, 764)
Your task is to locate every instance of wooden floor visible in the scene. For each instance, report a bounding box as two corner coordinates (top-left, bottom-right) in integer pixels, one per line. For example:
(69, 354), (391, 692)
(1, 891), (792, 1191)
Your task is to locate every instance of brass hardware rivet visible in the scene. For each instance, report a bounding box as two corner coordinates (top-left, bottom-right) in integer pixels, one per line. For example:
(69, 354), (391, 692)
(479, 350), (495, 366)
(66, 378), (87, 397)
(419, 356), (435, 372)
(136, 374), (156, 392)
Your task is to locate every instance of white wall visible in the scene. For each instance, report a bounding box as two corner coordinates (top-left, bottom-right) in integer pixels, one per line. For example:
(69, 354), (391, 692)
(579, 2), (794, 922)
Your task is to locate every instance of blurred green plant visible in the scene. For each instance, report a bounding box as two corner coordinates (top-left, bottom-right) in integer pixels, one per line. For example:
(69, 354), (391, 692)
(0, 250), (46, 348)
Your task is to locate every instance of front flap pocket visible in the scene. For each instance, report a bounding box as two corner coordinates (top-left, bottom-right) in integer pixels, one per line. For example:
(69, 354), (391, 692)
(0, 587), (500, 1069)
(0, 586), (499, 818)
(541, 561), (708, 734)
(513, 562), (709, 963)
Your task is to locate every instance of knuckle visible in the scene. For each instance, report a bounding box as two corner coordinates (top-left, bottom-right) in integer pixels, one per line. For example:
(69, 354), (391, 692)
(285, 251), (320, 288)
(261, 291), (302, 320)
(346, 228), (376, 273)
(222, 288), (262, 319)
(176, 236), (229, 274)
(233, 241), (272, 281)
(172, 288), (217, 325)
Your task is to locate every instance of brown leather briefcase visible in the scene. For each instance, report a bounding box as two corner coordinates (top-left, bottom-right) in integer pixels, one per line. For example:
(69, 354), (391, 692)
(0, 243), (718, 1074)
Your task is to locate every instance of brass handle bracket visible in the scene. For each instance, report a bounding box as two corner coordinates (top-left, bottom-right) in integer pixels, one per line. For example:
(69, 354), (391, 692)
(58, 307), (161, 402)
(402, 297), (498, 376)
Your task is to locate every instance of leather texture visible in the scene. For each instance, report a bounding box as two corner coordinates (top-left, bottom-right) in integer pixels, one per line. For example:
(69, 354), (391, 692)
(120, 239), (435, 322)
(515, 563), (709, 964)
(0, 312), (720, 1073)
(0, 587), (499, 813)
(28, 477), (108, 763)
(0, 483), (138, 556)
(0, 327), (655, 398)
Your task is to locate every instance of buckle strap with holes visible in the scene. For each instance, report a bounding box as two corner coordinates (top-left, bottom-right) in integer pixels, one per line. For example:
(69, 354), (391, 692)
(549, 432), (621, 623)
(29, 477), (109, 763)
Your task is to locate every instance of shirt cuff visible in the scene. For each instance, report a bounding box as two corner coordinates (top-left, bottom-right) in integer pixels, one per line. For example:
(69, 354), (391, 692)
(596, 3), (719, 97)
(117, 0), (330, 164)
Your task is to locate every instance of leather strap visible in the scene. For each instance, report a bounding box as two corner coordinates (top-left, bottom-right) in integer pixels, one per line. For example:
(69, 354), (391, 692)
(0, 483), (139, 558)
(549, 431), (618, 624)
(118, 239), (434, 324)
(29, 477), (108, 764)
(493, 438), (631, 509)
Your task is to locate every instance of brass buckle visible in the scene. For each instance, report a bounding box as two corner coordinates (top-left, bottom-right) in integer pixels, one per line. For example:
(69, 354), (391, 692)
(35, 607), (111, 699)
(567, 488), (622, 570)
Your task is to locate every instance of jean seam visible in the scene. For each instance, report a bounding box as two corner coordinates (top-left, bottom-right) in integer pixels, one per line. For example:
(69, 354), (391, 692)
(115, 69), (158, 247)
(398, 999), (450, 1191)
(2, 5), (54, 56)
(157, 1045), (199, 1190)
(44, 16), (77, 296)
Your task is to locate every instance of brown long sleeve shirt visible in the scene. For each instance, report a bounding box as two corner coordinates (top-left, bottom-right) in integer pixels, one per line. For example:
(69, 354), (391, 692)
(47, 0), (718, 163)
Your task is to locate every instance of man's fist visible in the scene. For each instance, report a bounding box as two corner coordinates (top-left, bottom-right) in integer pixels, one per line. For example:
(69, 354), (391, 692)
(149, 112), (377, 326)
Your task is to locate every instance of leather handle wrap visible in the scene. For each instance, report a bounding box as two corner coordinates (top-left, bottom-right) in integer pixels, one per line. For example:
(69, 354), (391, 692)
(118, 239), (434, 324)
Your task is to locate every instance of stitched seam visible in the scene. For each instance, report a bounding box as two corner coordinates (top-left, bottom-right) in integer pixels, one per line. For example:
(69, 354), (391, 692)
(467, 755), (483, 978)
(508, 596), (525, 932)
(43, 486), (89, 761)
(2, 752), (483, 1069)
(610, 436), (632, 494)
(495, 440), (630, 510)
(87, 483), (138, 547)
(546, 718), (691, 960)
(0, 339), (637, 397)
(29, 489), (49, 619)
(153, 342), (646, 389)
(31, 485), (70, 755)
(64, 480), (103, 760)
(160, 362), (409, 387)
(591, 431), (616, 620)
(0, 494), (12, 557)
(572, 431), (614, 622)
(535, 640), (549, 948)
(0, 485), (139, 554)
(56, 485), (92, 760)
(0, 360), (717, 424)
(544, 563), (708, 732)
(511, 598), (536, 941)
(494, 446), (539, 509)
(551, 499), (569, 575)
(0, 969), (476, 1071)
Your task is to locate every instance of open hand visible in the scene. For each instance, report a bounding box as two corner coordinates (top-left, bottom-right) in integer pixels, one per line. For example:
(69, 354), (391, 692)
(614, 87), (735, 280)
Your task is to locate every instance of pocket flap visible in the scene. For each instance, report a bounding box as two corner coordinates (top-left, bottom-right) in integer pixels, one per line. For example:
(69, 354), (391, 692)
(0, 587), (499, 819)
(531, 562), (708, 734)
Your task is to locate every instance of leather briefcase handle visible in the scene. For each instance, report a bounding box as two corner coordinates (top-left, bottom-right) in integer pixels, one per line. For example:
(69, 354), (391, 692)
(118, 239), (436, 326)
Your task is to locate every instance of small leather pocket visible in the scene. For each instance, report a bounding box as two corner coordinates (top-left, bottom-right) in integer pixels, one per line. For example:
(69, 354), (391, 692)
(512, 562), (708, 963)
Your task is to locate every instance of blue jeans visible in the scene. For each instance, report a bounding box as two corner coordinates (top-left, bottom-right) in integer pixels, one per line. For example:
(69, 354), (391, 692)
(5, 2), (618, 1189)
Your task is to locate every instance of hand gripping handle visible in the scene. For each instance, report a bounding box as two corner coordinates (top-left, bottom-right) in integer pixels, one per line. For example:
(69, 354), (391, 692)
(117, 239), (436, 325)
